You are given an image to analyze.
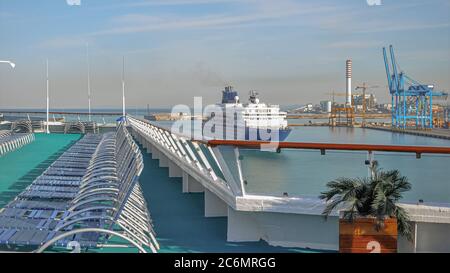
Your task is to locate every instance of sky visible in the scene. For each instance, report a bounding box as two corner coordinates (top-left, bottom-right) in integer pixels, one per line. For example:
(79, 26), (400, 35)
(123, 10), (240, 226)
(0, 0), (449, 109)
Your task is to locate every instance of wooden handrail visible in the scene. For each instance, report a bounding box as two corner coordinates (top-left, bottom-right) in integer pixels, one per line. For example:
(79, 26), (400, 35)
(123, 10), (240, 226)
(206, 140), (450, 154)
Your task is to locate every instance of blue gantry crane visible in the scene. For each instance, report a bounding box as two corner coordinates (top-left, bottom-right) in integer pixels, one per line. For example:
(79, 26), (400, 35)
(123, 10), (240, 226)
(383, 45), (448, 129)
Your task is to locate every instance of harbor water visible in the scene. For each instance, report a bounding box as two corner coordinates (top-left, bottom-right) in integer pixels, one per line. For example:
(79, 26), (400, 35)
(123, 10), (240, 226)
(241, 126), (450, 204)
(153, 118), (450, 204)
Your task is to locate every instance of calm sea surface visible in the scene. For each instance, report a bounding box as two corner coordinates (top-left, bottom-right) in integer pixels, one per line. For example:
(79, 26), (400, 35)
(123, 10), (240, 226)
(241, 126), (450, 204)
(154, 118), (450, 204)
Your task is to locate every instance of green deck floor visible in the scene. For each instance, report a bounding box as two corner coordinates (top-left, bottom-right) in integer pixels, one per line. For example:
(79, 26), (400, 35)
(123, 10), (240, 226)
(0, 134), (321, 253)
(0, 133), (81, 208)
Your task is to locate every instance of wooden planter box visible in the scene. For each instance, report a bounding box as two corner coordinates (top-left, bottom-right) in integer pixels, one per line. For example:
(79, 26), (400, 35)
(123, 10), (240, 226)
(339, 217), (397, 253)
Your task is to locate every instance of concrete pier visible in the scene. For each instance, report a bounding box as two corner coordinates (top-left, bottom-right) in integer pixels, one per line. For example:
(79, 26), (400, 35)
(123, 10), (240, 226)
(366, 126), (450, 140)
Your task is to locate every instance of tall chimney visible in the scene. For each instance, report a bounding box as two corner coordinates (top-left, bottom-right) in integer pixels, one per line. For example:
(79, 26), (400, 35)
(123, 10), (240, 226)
(346, 59), (352, 106)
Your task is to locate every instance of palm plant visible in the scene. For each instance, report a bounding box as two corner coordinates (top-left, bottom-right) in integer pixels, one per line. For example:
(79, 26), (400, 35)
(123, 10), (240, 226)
(320, 161), (413, 240)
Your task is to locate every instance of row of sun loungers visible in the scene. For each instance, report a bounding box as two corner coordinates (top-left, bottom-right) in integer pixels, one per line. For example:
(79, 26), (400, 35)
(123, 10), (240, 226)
(64, 121), (98, 134)
(0, 123), (159, 253)
(0, 131), (35, 156)
(10, 120), (33, 133)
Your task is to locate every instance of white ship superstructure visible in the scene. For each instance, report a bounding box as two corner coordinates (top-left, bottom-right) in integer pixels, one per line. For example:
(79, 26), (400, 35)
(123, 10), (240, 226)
(241, 90), (288, 129)
(205, 86), (291, 141)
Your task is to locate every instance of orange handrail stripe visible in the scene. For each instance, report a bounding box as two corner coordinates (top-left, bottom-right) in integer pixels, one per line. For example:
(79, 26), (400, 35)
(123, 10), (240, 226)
(206, 140), (450, 154)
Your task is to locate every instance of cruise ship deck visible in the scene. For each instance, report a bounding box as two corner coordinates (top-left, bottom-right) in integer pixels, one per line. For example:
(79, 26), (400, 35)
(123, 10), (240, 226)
(0, 133), (311, 253)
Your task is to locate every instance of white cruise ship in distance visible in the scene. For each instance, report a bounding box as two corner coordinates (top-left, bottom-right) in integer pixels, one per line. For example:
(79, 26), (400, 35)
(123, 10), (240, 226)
(205, 86), (291, 141)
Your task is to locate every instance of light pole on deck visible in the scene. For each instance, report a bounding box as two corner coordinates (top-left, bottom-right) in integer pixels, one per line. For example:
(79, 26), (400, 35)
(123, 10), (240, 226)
(46, 59), (50, 134)
(86, 43), (92, 122)
(122, 56), (126, 119)
(0, 60), (15, 68)
(1, 60), (16, 121)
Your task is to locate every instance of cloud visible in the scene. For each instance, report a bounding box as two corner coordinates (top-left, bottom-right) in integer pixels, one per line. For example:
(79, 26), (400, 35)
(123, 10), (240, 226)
(288, 0), (450, 34)
(355, 22), (450, 34)
(98, 0), (244, 9)
(0, 11), (17, 20)
(39, 37), (87, 49)
(112, 14), (165, 25)
(126, 0), (239, 7)
(325, 41), (382, 49)
(93, 2), (333, 35)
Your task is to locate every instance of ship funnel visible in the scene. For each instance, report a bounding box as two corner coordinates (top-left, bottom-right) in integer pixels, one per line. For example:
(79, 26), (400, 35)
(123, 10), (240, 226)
(222, 86), (239, 104)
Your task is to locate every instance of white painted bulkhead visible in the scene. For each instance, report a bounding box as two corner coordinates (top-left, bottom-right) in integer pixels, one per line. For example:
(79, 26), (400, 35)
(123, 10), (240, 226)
(227, 208), (339, 250)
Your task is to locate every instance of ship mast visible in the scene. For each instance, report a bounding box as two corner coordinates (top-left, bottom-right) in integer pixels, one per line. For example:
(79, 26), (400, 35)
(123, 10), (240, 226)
(122, 56), (126, 118)
(46, 59), (50, 134)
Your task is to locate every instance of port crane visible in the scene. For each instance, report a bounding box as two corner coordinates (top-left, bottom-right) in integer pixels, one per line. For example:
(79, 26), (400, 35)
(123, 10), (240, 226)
(383, 45), (448, 129)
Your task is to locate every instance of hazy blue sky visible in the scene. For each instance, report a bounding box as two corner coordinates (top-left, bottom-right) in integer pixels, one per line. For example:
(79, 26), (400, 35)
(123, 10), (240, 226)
(0, 0), (449, 109)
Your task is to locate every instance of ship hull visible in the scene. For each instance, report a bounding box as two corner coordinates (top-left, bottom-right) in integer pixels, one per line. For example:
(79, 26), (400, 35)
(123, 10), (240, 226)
(204, 124), (292, 141)
(245, 127), (292, 141)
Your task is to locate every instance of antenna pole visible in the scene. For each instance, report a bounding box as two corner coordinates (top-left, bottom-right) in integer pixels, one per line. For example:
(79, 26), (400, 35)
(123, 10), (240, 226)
(122, 56), (126, 118)
(46, 59), (50, 134)
(87, 43), (91, 121)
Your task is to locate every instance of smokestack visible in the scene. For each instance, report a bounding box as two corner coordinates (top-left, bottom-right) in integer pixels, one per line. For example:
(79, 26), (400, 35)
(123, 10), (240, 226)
(346, 59), (352, 106)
